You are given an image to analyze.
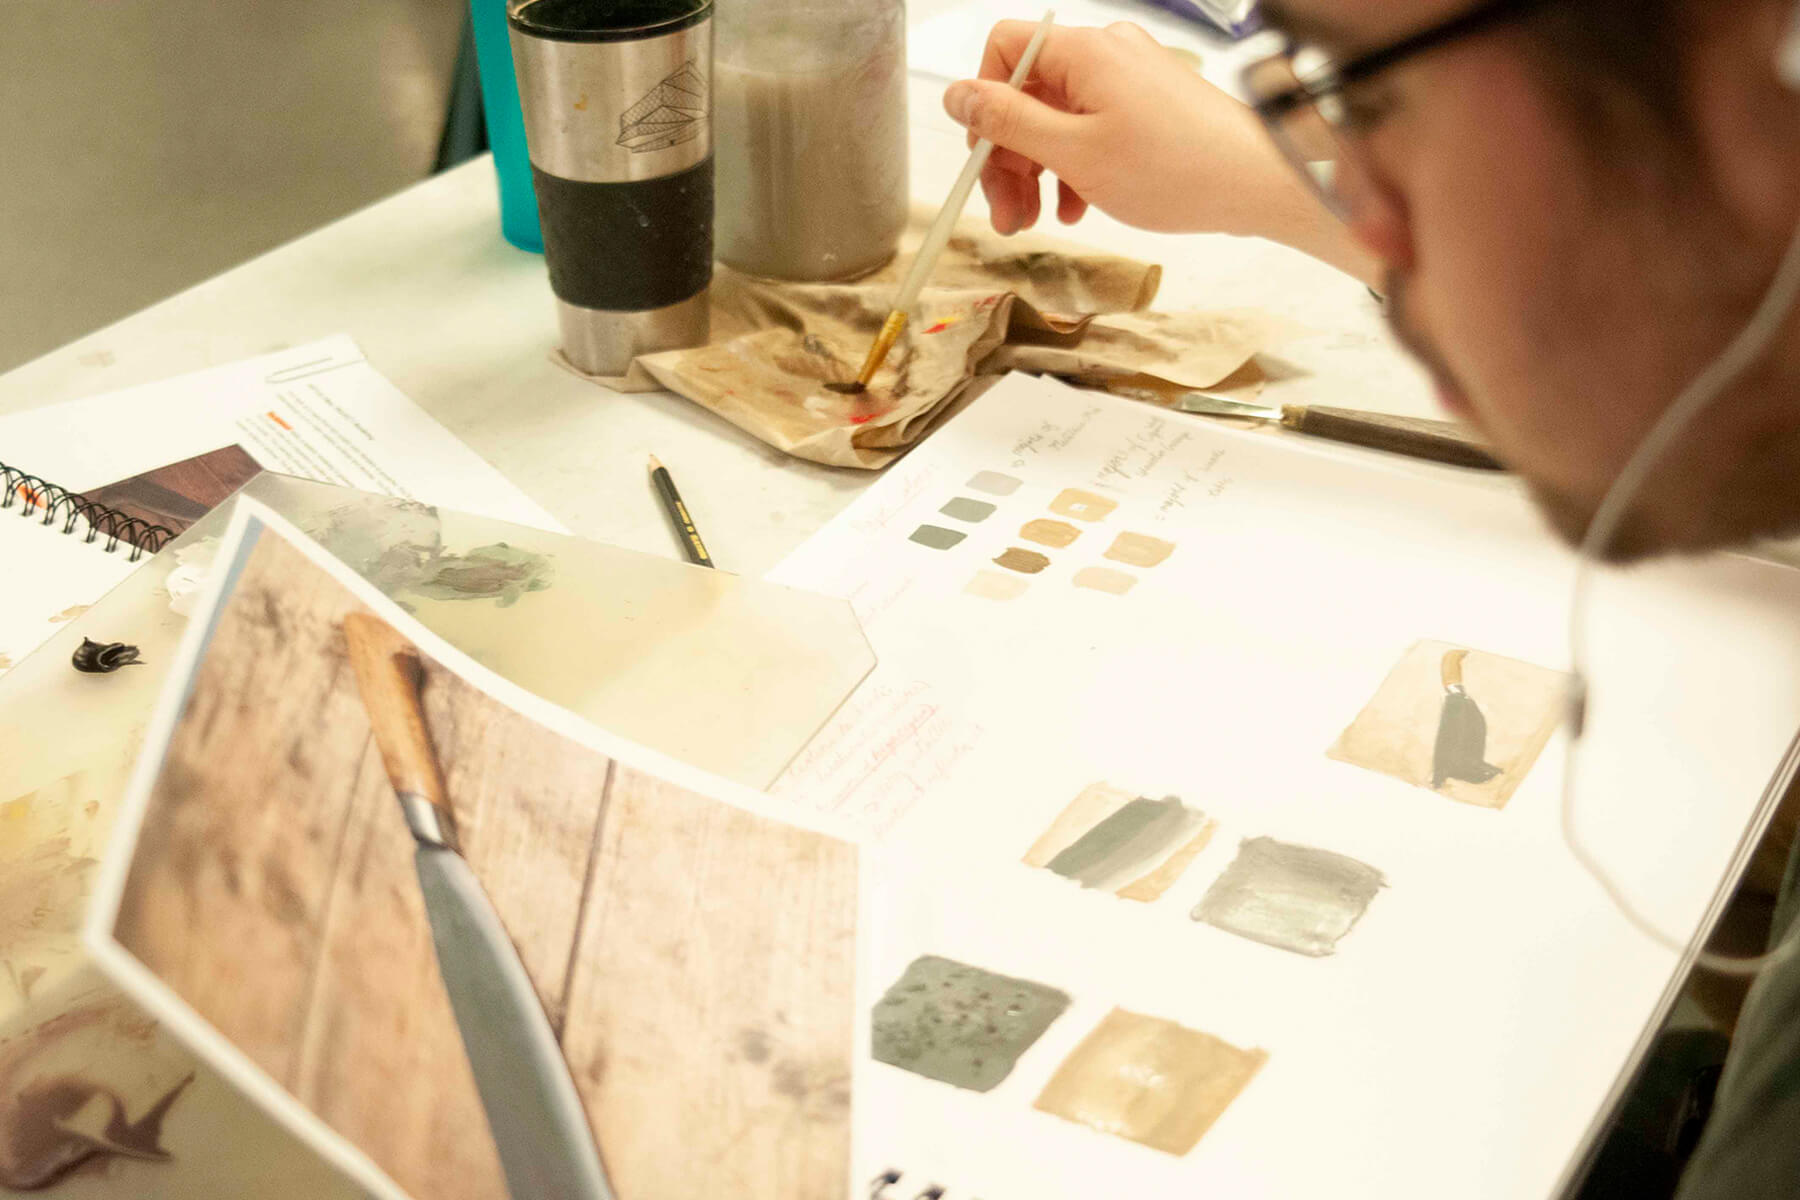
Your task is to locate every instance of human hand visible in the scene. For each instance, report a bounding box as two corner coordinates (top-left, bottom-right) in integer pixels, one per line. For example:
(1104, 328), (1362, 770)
(942, 21), (1377, 281)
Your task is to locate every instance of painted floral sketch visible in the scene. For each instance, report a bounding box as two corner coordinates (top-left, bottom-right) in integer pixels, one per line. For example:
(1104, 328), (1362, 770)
(1329, 640), (1570, 809)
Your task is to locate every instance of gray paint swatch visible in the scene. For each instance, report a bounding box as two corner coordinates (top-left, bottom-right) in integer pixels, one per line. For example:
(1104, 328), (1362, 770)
(941, 497), (998, 523)
(909, 524), (966, 550)
(872, 955), (1069, 1092)
(1046, 796), (1209, 892)
(967, 471), (1023, 496)
(1191, 837), (1386, 958)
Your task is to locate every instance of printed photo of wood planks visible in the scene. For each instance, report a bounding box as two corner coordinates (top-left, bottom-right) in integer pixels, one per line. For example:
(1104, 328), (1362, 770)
(110, 528), (857, 1200)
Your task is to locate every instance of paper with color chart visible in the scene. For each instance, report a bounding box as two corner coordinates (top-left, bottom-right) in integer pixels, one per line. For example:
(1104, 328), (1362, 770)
(770, 372), (1800, 1198)
(0, 335), (560, 530)
(0, 336), (561, 679)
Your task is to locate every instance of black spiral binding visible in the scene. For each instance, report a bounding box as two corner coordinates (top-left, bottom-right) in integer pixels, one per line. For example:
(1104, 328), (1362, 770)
(870, 1169), (955, 1200)
(1, 460), (176, 562)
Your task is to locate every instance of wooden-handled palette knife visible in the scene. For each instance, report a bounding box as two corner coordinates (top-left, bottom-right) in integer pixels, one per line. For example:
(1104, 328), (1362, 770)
(342, 612), (615, 1200)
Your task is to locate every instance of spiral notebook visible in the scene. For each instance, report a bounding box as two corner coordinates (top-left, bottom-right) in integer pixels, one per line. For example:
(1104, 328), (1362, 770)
(0, 445), (261, 678)
(0, 336), (565, 681)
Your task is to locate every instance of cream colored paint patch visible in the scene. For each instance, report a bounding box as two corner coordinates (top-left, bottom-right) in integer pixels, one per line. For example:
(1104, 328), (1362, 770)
(1073, 567), (1136, 596)
(1048, 488), (1118, 523)
(1104, 532), (1175, 568)
(1034, 1008), (1266, 1155)
(964, 570), (1029, 602)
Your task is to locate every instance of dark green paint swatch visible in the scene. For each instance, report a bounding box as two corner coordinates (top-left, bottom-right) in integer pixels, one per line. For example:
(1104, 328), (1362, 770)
(872, 955), (1069, 1092)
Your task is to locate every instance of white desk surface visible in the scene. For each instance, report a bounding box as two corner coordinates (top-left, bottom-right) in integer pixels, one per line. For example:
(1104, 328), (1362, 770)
(0, 64), (1434, 578)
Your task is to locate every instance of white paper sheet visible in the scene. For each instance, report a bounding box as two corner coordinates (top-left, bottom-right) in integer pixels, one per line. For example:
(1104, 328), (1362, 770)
(0, 336), (563, 679)
(908, 0), (1276, 100)
(769, 373), (1800, 1199)
(0, 335), (560, 529)
(0, 515), (138, 677)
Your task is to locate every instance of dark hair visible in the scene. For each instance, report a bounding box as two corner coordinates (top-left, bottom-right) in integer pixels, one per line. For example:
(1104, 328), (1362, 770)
(1524, 0), (1695, 150)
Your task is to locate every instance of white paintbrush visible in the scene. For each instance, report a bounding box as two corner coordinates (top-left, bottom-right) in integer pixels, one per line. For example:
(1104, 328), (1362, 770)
(834, 9), (1056, 395)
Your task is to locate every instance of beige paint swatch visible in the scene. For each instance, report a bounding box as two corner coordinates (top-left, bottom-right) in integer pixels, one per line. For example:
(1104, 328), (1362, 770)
(965, 570), (1029, 602)
(1073, 567), (1136, 595)
(1049, 488), (1119, 523)
(1328, 639), (1569, 809)
(1020, 518), (1081, 549)
(1035, 1008), (1267, 1155)
(994, 548), (1051, 575)
(1104, 532), (1175, 568)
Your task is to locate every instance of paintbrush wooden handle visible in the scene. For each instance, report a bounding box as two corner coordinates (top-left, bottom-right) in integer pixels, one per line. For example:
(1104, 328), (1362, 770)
(343, 612), (458, 848)
(1280, 405), (1506, 471)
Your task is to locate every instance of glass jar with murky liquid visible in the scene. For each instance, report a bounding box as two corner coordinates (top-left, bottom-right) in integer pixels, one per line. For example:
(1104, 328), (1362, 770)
(713, 0), (908, 281)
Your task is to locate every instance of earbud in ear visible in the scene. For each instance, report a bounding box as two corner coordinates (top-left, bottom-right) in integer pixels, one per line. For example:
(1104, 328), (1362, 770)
(1779, 0), (1800, 89)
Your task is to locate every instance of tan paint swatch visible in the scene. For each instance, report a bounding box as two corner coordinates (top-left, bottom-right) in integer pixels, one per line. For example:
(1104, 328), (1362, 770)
(965, 570), (1029, 602)
(1073, 567), (1136, 595)
(1048, 488), (1119, 522)
(1104, 532), (1175, 568)
(1020, 519), (1080, 549)
(1035, 1008), (1266, 1156)
(994, 548), (1050, 575)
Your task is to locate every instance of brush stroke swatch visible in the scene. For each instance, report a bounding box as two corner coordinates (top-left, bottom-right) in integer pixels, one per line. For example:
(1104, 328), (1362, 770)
(1024, 785), (1215, 902)
(1328, 640), (1569, 809)
(1020, 518), (1080, 548)
(909, 525), (966, 550)
(1049, 488), (1118, 522)
(1104, 532), (1175, 568)
(872, 956), (1069, 1092)
(993, 548), (1050, 574)
(940, 497), (997, 523)
(1035, 1008), (1266, 1155)
(965, 570), (1028, 602)
(1073, 567), (1136, 595)
(1191, 837), (1385, 957)
(967, 470), (1022, 496)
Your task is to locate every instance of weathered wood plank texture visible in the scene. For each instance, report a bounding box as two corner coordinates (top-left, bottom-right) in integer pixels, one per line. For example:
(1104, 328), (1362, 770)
(112, 529), (857, 1200)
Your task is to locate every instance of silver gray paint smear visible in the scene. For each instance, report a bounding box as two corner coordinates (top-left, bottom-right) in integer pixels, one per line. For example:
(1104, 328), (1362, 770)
(1191, 837), (1386, 958)
(1046, 796), (1210, 891)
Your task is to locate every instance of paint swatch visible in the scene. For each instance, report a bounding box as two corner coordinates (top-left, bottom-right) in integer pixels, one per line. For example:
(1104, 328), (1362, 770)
(1049, 488), (1118, 522)
(1073, 567), (1136, 595)
(1023, 784), (1215, 902)
(1034, 1008), (1266, 1155)
(993, 547), (1050, 575)
(909, 524), (966, 551)
(1328, 640), (1569, 810)
(1191, 837), (1385, 958)
(940, 497), (997, 523)
(967, 471), (1022, 497)
(965, 570), (1028, 602)
(1020, 518), (1080, 549)
(871, 956), (1069, 1092)
(1105, 532), (1175, 568)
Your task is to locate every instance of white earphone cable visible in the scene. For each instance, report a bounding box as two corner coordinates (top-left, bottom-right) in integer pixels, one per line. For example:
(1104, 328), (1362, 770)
(1563, 213), (1800, 977)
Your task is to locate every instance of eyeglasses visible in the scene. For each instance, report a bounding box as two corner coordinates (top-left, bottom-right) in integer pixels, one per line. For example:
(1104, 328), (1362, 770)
(1241, 0), (1566, 216)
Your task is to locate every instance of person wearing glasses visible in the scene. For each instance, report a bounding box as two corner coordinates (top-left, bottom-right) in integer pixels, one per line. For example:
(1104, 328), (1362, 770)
(941, 3), (1800, 1198)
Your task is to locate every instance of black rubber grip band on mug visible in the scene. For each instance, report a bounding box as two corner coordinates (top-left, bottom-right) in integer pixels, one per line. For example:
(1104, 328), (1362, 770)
(533, 158), (714, 312)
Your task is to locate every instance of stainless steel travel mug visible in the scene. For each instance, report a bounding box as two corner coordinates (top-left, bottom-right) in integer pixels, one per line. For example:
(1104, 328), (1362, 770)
(509, 0), (713, 375)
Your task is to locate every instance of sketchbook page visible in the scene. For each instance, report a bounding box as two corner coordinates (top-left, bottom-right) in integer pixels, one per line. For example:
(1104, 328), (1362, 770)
(0, 335), (561, 532)
(236, 473), (875, 788)
(0, 516), (137, 680)
(769, 372), (1800, 1199)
